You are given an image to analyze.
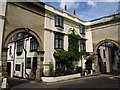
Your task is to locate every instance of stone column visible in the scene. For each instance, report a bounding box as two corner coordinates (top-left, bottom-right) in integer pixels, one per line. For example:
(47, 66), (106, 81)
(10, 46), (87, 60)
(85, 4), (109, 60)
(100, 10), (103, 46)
(0, 0), (7, 76)
(35, 53), (44, 83)
(1, 48), (8, 76)
(94, 54), (100, 74)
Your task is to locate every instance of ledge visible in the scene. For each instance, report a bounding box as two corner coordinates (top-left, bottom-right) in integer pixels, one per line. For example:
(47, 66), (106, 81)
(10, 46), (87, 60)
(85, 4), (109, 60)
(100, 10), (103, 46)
(41, 73), (81, 82)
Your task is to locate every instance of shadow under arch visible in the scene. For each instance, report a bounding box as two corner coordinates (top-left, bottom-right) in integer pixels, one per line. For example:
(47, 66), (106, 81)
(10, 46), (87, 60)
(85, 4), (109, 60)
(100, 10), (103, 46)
(93, 39), (120, 74)
(94, 39), (120, 54)
(3, 28), (44, 51)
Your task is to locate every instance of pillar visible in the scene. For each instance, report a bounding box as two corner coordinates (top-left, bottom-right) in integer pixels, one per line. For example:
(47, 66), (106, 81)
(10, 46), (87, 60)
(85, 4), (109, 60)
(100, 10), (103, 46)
(35, 52), (44, 83)
(1, 48), (8, 76)
(94, 54), (100, 74)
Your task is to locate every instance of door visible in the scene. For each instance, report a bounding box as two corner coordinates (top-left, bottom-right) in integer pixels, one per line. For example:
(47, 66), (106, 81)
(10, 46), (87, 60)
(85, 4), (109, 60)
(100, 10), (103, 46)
(7, 62), (11, 76)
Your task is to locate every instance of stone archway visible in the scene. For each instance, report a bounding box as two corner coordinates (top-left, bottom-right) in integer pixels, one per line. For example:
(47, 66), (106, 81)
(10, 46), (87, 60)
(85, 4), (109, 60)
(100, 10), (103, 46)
(1, 28), (44, 80)
(93, 39), (120, 73)
(3, 28), (43, 51)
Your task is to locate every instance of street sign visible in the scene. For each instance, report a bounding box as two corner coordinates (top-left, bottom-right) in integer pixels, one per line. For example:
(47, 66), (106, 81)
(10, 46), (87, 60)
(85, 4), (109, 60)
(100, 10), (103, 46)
(40, 57), (44, 62)
(118, 50), (120, 56)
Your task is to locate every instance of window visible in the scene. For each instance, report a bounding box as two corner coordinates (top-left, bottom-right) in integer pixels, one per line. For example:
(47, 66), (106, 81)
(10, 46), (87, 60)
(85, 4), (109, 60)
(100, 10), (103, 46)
(97, 49), (101, 58)
(9, 46), (12, 55)
(55, 58), (65, 76)
(17, 32), (24, 40)
(16, 40), (24, 56)
(80, 25), (85, 35)
(15, 64), (20, 71)
(54, 33), (64, 49)
(30, 38), (38, 51)
(80, 39), (86, 51)
(26, 58), (31, 69)
(55, 15), (64, 28)
(32, 57), (37, 69)
(103, 50), (106, 58)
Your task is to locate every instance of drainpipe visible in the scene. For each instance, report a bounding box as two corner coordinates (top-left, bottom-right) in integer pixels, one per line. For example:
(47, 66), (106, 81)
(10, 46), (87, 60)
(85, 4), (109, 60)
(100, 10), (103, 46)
(23, 39), (29, 78)
(13, 42), (16, 77)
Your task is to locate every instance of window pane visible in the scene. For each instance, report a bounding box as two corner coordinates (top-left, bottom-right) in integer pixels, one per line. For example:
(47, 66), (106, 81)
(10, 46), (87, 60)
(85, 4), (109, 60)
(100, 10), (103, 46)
(15, 64), (20, 71)
(55, 16), (59, 26)
(30, 38), (38, 51)
(55, 15), (64, 28)
(80, 40), (86, 51)
(80, 25), (85, 34)
(59, 40), (63, 49)
(26, 58), (31, 69)
(55, 39), (59, 48)
(54, 33), (64, 49)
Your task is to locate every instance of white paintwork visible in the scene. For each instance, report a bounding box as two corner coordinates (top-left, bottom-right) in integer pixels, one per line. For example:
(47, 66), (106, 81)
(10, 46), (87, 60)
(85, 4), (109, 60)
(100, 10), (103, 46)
(86, 28), (93, 52)
(99, 46), (111, 73)
(1, 78), (8, 89)
(7, 37), (40, 78)
(41, 73), (81, 82)
(44, 4), (95, 76)
(6, 3), (98, 78)
(0, 0), (6, 76)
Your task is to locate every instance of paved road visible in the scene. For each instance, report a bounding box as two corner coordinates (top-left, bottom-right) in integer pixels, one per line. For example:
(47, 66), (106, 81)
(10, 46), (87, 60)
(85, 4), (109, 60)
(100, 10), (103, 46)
(8, 74), (120, 89)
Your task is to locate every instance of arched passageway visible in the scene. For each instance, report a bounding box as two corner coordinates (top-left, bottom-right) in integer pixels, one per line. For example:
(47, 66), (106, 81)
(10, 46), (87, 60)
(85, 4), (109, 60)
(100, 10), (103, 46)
(93, 39), (120, 74)
(2, 28), (44, 79)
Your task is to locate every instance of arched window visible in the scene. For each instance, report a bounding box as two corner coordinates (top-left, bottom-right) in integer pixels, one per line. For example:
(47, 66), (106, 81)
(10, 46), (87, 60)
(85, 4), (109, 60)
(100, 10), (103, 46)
(16, 40), (24, 56)
(30, 38), (38, 52)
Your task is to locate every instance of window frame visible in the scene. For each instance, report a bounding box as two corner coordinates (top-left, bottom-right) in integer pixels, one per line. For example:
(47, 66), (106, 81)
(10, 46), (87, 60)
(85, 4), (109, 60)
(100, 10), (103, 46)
(26, 58), (31, 69)
(9, 46), (12, 55)
(16, 40), (24, 56)
(103, 50), (106, 58)
(80, 39), (86, 51)
(55, 15), (64, 29)
(54, 32), (64, 49)
(30, 38), (38, 52)
(15, 64), (21, 71)
(80, 25), (85, 35)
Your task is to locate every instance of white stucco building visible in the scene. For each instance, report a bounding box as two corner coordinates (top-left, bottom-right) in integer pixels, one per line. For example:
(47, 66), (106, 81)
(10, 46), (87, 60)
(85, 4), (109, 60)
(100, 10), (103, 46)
(6, 3), (95, 78)
(43, 4), (94, 76)
(7, 33), (38, 78)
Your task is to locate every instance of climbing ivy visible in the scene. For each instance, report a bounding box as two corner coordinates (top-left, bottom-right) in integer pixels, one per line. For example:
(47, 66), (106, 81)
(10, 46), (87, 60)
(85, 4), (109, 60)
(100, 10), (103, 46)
(53, 28), (89, 74)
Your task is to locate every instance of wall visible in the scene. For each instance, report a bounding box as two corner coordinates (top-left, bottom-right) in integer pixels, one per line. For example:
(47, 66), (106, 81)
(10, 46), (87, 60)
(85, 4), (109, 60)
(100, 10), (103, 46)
(0, 1), (6, 75)
(91, 22), (120, 49)
(7, 37), (39, 78)
(43, 6), (90, 75)
(2, 2), (45, 75)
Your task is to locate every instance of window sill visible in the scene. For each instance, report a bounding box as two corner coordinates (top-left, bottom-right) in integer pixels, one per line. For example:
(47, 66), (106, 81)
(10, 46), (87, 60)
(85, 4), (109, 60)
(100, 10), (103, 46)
(30, 49), (37, 52)
(80, 33), (85, 35)
(55, 25), (64, 29)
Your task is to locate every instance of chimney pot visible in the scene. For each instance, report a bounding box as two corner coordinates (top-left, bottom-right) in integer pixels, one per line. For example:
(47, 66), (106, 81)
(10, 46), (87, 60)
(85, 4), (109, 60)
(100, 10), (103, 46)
(74, 9), (76, 16)
(64, 4), (67, 11)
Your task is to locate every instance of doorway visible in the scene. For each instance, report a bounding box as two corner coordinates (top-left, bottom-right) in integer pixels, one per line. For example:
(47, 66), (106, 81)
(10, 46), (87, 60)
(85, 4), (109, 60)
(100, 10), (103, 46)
(7, 62), (11, 76)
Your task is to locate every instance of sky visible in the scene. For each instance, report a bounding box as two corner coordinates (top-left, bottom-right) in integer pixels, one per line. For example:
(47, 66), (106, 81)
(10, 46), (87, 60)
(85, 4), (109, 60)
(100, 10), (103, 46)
(41, 0), (120, 21)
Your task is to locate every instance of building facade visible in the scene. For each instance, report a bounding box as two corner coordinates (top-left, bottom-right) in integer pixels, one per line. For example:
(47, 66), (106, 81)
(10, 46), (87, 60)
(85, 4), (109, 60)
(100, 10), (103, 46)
(86, 13), (120, 73)
(6, 3), (95, 78)
(1, 1), (120, 80)
(2, 2), (45, 81)
(43, 4), (94, 76)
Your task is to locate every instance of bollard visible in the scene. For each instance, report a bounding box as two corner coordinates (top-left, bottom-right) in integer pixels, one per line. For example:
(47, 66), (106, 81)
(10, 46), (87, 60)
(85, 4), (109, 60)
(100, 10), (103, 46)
(85, 72), (87, 76)
(91, 70), (93, 74)
(1, 78), (9, 89)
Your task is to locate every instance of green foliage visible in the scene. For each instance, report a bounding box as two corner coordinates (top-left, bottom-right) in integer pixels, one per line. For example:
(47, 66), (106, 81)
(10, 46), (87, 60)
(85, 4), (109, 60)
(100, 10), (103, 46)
(48, 62), (54, 76)
(53, 28), (89, 75)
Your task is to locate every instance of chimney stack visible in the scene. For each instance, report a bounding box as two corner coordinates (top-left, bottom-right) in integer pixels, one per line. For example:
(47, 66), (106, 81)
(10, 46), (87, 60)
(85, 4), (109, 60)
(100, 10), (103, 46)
(64, 4), (67, 11)
(74, 9), (76, 16)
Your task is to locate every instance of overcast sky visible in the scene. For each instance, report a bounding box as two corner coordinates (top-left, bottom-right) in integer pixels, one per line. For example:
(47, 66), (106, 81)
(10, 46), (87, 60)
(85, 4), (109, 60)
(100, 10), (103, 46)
(41, 0), (119, 21)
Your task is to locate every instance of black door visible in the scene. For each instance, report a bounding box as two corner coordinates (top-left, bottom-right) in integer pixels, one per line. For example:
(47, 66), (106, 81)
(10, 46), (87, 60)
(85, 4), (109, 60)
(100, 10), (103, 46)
(7, 62), (11, 76)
